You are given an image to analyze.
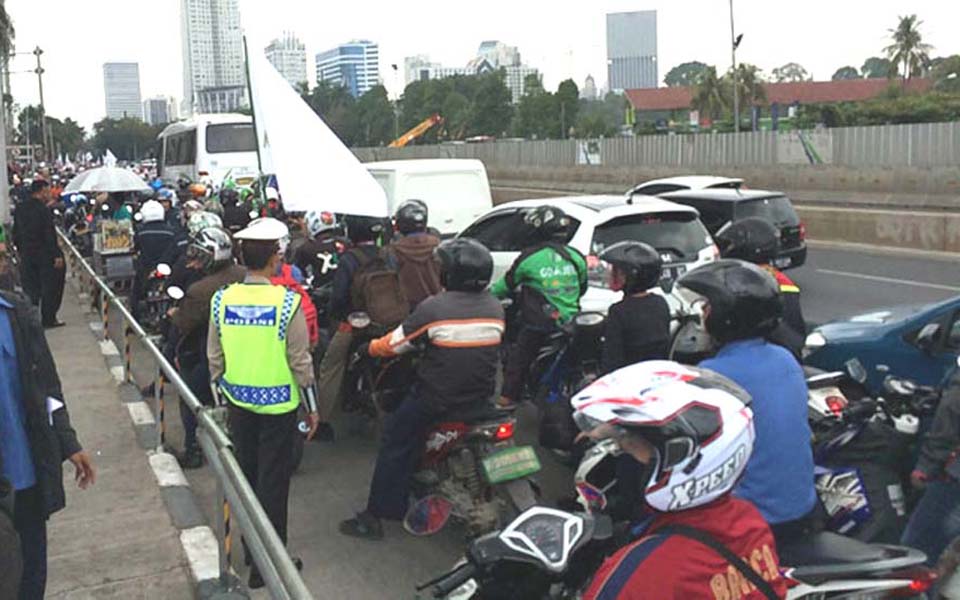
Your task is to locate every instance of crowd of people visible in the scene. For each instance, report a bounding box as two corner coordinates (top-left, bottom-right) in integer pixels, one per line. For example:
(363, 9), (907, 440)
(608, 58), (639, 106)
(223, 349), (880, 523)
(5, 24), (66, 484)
(2, 161), (960, 599)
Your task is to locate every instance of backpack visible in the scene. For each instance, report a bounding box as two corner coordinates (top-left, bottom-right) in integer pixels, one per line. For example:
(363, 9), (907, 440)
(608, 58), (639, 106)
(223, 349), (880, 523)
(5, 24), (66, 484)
(271, 264), (320, 347)
(349, 247), (409, 328)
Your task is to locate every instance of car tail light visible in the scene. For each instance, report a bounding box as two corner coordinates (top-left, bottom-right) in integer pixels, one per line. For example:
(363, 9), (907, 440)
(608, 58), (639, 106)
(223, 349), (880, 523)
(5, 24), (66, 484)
(886, 567), (937, 597)
(198, 170), (209, 177)
(826, 395), (847, 416)
(799, 222), (807, 241)
(495, 422), (514, 441)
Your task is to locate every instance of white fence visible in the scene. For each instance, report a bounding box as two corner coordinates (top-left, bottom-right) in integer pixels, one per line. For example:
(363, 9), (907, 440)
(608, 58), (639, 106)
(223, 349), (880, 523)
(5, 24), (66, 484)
(352, 122), (960, 168)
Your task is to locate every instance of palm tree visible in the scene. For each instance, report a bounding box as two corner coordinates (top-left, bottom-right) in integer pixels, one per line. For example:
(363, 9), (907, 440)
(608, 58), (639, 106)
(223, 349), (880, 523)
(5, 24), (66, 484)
(691, 66), (727, 122)
(884, 15), (933, 81)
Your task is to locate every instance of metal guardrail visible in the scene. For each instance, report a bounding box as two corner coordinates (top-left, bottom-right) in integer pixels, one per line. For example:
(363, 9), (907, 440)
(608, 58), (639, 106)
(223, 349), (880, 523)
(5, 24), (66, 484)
(57, 229), (314, 600)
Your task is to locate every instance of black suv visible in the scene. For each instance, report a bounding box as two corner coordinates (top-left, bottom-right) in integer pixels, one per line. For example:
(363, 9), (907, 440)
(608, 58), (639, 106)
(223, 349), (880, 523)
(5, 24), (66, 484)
(658, 189), (807, 269)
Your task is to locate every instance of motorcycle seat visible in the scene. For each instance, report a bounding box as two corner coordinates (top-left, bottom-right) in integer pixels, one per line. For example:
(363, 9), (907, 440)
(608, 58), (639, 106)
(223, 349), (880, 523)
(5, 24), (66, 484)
(780, 532), (925, 581)
(442, 403), (513, 425)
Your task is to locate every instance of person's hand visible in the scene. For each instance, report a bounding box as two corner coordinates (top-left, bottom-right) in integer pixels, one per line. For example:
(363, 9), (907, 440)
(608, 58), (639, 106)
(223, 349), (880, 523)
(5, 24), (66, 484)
(53, 256), (65, 270)
(166, 307), (178, 318)
(911, 469), (929, 489)
(68, 451), (96, 489)
(305, 411), (321, 442)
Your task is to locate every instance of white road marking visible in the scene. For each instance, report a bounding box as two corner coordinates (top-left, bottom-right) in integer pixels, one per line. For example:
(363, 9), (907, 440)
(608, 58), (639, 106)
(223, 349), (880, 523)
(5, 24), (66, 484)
(110, 366), (125, 385)
(148, 452), (189, 487)
(99, 340), (119, 356)
(180, 526), (220, 583)
(816, 269), (960, 292)
(89, 321), (104, 332)
(126, 401), (156, 426)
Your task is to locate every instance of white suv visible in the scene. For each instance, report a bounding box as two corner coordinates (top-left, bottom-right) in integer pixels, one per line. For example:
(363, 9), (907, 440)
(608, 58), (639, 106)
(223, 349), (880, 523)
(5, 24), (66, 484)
(459, 195), (719, 314)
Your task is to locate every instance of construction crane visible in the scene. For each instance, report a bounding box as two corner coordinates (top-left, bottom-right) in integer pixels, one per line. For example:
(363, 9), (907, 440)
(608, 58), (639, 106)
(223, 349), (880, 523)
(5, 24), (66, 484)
(389, 113), (443, 148)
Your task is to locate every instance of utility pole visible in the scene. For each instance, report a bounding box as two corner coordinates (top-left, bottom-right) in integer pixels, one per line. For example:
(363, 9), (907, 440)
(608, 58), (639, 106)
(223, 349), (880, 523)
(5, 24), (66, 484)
(0, 52), (9, 223)
(33, 46), (48, 162)
(729, 0), (740, 133)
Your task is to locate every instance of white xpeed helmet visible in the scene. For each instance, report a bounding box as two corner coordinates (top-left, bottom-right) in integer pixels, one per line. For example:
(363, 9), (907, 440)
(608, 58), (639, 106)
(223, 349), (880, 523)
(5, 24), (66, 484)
(140, 200), (165, 223)
(187, 211), (223, 236)
(571, 360), (755, 512)
(305, 210), (339, 238)
(187, 227), (233, 271)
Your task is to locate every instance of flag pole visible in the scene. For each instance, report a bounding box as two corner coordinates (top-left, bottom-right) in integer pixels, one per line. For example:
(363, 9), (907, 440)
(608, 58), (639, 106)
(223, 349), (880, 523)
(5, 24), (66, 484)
(242, 35), (266, 207)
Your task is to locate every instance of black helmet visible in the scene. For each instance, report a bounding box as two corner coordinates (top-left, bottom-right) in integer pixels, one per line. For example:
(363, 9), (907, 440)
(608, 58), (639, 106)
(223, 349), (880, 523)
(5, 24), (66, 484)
(343, 214), (385, 243)
(677, 259), (782, 344)
(395, 199), (428, 234)
(600, 241), (662, 294)
(715, 217), (780, 264)
(524, 205), (572, 243)
(220, 187), (239, 207)
(436, 238), (493, 292)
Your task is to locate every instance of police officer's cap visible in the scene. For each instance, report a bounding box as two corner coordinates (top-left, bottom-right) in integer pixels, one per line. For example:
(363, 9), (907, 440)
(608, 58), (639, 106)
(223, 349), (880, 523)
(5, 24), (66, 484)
(234, 217), (289, 241)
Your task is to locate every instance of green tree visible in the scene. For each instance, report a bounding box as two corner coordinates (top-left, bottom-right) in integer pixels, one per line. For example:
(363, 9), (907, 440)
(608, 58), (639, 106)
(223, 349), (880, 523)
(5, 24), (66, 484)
(861, 56), (894, 79)
(90, 118), (164, 161)
(353, 85), (395, 147)
(576, 92), (627, 138)
(664, 61), (709, 87)
(302, 80), (358, 144)
(931, 55), (960, 92)
(468, 71), (513, 137)
(884, 15), (933, 80)
(691, 66), (727, 122)
(771, 62), (810, 83)
(512, 76), (556, 139)
(52, 117), (85, 157)
(441, 91), (472, 140)
(832, 66), (862, 81)
(16, 105), (43, 145)
(556, 79), (579, 138)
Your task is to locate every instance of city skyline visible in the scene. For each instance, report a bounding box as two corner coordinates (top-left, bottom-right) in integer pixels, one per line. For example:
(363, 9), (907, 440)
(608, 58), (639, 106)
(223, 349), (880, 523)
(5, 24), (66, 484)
(7, 0), (960, 129)
(102, 62), (143, 120)
(265, 32), (308, 88)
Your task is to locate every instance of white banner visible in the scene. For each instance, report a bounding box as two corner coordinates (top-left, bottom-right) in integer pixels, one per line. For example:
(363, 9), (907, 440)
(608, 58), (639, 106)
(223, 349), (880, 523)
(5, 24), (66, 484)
(103, 149), (117, 168)
(246, 45), (388, 216)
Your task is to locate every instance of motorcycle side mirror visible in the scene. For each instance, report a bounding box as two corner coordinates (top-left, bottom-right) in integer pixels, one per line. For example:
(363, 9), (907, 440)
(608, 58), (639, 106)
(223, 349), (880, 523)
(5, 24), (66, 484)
(134, 212), (143, 222)
(660, 279), (674, 294)
(500, 298), (514, 309)
(249, 210), (259, 219)
(916, 323), (941, 355)
(167, 286), (185, 301)
(156, 263), (172, 277)
(53, 208), (62, 216)
(845, 358), (868, 384)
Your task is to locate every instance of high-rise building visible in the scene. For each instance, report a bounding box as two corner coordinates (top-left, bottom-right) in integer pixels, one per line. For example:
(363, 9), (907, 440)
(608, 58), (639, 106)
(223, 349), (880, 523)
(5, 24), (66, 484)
(315, 40), (380, 98)
(103, 62), (143, 120)
(581, 75), (598, 100)
(264, 32), (308, 88)
(606, 10), (658, 91)
(180, 0), (246, 114)
(143, 96), (178, 125)
(403, 41), (537, 103)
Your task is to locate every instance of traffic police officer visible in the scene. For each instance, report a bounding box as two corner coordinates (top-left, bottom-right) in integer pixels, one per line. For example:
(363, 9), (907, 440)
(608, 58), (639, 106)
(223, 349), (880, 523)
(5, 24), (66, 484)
(206, 217), (319, 589)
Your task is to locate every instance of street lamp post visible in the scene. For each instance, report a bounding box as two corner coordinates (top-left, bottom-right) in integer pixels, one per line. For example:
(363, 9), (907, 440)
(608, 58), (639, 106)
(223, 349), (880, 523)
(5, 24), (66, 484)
(33, 46), (49, 162)
(729, 0), (740, 133)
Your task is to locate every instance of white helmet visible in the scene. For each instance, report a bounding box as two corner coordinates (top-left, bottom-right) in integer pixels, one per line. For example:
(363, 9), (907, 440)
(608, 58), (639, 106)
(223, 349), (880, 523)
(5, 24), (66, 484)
(234, 217), (290, 255)
(187, 227), (233, 271)
(571, 360), (755, 513)
(187, 211), (223, 236)
(305, 210), (339, 238)
(140, 200), (165, 223)
(265, 187), (280, 201)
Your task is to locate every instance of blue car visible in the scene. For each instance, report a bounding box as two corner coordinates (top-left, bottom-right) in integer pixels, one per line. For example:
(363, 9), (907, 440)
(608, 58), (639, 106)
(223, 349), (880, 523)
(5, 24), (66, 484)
(803, 296), (960, 395)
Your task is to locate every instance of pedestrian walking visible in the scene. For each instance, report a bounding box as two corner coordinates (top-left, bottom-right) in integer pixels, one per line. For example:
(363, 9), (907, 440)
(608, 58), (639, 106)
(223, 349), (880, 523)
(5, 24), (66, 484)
(12, 180), (66, 328)
(0, 289), (96, 598)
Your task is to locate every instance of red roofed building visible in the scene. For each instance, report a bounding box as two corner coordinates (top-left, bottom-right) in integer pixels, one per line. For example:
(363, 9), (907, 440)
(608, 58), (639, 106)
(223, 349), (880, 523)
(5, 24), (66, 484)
(624, 78), (933, 125)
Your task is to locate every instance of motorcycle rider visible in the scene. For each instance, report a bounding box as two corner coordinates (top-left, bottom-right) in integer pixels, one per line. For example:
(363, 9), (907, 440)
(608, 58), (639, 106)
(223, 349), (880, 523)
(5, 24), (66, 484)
(132, 200), (177, 321)
(715, 217), (806, 359)
(168, 227), (246, 468)
(599, 241), (670, 374)
(676, 260), (817, 546)
(339, 238), (504, 540)
(386, 200), (442, 310)
(221, 187), (253, 234)
(293, 210), (346, 286)
(491, 205), (587, 409)
(576, 361), (786, 600)
(314, 215), (390, 439)
(901, 368), (960, 567)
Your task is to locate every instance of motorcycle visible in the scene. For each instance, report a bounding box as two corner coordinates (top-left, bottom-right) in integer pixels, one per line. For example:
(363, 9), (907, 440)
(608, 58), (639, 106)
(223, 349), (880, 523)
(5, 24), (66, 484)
(137, 263), (175, 335)
(341, 311), (413, 428)
(418, 440), (934, 599)
(407, 403), (541, 537)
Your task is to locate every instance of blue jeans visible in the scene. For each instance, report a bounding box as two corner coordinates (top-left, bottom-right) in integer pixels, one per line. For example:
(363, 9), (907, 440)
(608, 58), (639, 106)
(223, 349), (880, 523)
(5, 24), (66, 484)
(365, 390), (434, 520)
(901, 479), (960, 567)
(14, 486), (47, 600)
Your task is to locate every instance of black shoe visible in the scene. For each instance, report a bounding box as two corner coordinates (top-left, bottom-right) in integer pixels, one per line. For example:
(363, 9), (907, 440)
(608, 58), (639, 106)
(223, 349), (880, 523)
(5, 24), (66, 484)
(176, 445), (203, 470)
(43, 320), (66, 329)
(311, 422), (335, 443)
(249, 556), (302, 589)
(140, 383), (156, 397)
(339, 511), (384, 540)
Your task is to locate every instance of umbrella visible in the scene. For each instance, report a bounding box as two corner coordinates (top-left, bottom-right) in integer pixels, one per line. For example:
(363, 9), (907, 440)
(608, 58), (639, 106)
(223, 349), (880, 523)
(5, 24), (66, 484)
(63, 167), (151, 194)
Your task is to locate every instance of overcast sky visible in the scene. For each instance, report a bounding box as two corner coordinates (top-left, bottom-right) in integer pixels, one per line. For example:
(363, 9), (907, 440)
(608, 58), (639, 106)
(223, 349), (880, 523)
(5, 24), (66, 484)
(7, 0), (960, 131)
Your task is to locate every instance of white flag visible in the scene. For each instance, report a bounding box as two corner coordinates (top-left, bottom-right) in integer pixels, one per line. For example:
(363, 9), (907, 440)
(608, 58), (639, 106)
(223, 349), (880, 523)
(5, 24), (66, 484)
(104, 149), (117, 168)
(246, 44), (387, 216)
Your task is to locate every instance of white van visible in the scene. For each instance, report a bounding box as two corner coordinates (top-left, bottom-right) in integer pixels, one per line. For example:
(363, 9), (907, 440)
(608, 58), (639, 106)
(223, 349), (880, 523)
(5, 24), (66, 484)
(365, 159), (493, 237)
(157, 113), (258, 187)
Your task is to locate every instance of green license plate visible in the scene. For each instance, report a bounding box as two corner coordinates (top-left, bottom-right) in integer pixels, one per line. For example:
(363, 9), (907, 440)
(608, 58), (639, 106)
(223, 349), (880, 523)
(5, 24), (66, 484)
(481, 446), (541, 484)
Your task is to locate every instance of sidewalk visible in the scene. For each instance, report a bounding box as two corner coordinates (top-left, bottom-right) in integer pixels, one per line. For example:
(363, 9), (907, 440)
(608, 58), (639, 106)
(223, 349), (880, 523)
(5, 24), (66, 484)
(41, 288), (194, 598)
